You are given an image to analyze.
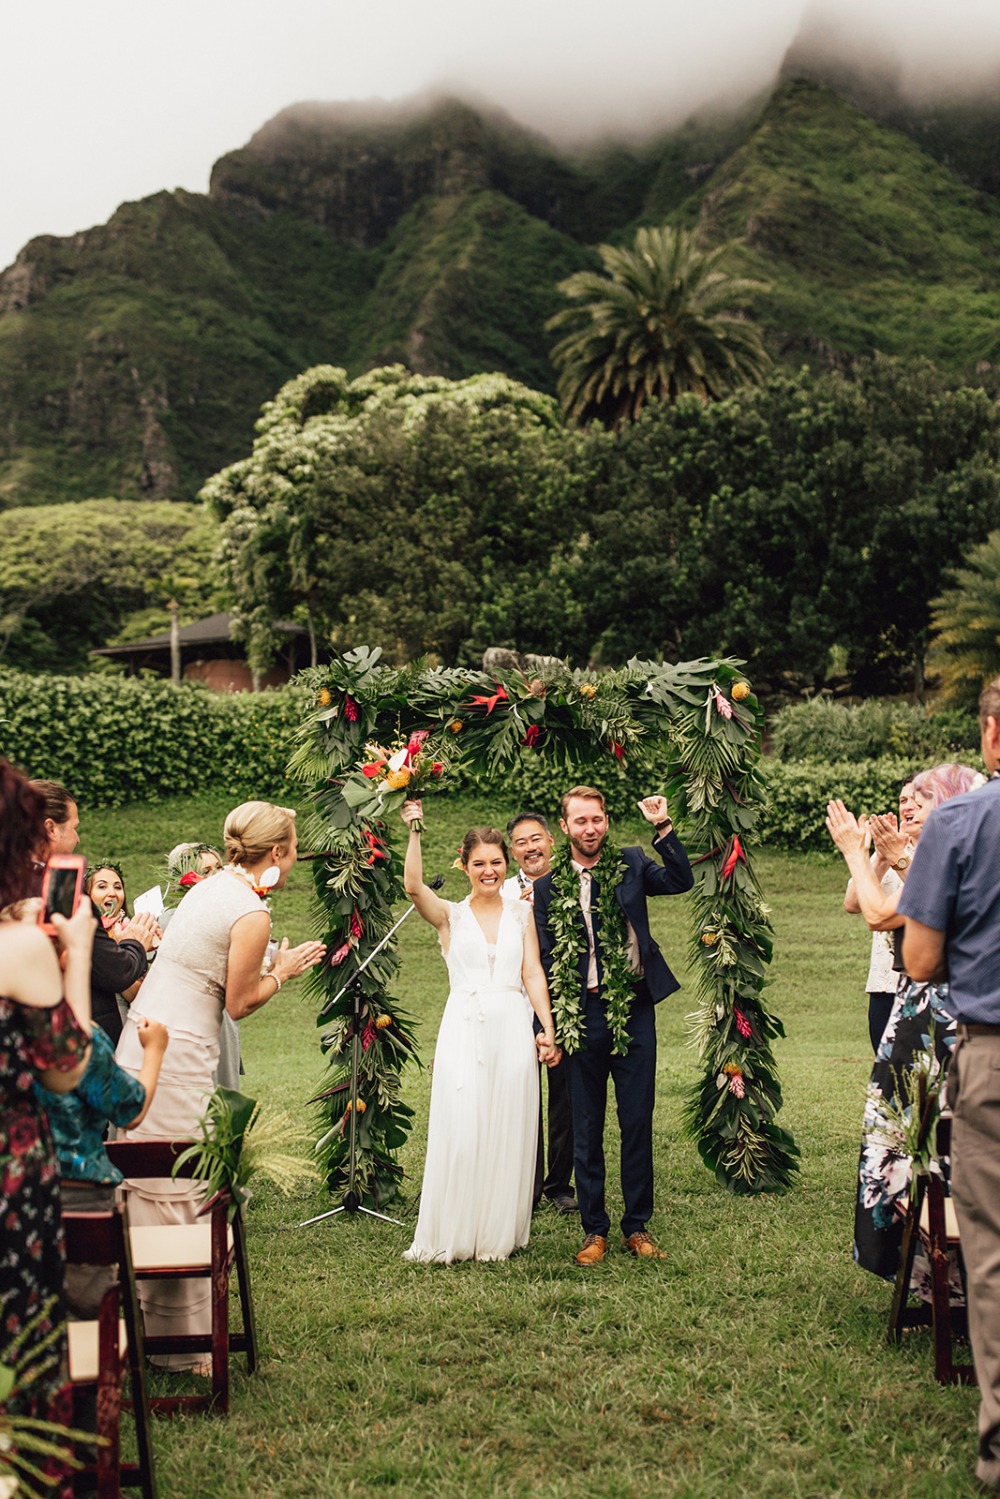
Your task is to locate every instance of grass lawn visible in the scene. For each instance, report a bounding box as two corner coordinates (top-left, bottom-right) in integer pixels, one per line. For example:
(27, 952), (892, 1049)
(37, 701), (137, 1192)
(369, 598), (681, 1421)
(84, 792), (982, 1498)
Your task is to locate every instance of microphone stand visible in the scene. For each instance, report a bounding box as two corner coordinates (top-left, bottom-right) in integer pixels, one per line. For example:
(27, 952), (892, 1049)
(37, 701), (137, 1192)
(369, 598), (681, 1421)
(298, 875), (444, 1231)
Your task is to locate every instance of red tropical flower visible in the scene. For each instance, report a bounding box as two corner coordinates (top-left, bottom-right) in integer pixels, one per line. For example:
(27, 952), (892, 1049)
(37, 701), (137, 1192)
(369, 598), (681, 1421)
(363, 830), (387, 863)
(521, 724), (543, 749)
(431, 761), (444, 776)
(609, 740), (625, 761)
(178, 870), (204, 888)
(344, 694), (360, 722)
(329, 941), (351, 967)
(350, 910), (363, 940)
(469, 684), (508, 714)
(734, 1008), (752, 1039)
(720, 836), (746, 881)
(361, 761), (385, 779)
(362, 1021), (377, 1051)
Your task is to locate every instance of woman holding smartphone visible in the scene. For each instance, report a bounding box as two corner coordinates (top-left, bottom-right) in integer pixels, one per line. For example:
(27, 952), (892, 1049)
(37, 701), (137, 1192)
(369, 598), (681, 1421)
(0, 758), (94, 1499)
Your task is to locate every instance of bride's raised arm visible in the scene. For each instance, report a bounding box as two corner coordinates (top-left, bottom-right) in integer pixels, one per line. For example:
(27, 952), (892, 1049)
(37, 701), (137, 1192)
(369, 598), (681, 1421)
(401, 799), (450, 932)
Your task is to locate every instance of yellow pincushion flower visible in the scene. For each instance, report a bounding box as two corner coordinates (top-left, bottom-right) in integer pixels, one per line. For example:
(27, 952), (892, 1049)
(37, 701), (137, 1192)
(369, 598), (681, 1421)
(448, 719), (463, 733)
(384, 767), (411, 790)
(732, 681), (751, 701)
(578, 683), (598, 699)
(375, 1014), (392, 1029)
(317, 687), (333, 706)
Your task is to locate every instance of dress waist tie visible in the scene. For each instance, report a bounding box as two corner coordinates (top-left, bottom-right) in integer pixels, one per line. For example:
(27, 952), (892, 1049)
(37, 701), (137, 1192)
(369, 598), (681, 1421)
(457, 986), (523, 1074)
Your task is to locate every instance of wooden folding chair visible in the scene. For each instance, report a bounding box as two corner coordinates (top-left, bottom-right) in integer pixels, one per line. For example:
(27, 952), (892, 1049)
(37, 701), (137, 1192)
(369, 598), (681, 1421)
(63, 1204), (157, 1499)
(106, 1139), (258, 1417)
(887, 1112), (975, 1385)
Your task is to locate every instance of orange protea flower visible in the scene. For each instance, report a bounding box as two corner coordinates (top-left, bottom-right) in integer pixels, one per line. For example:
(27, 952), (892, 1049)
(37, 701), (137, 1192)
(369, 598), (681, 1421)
(355, 1099), (367, 1114)
(701, 931), (719, 946)
(375, 1014), (392, 1029)
(317, 687), (333, 706)
(732, 681), (751, 701)
(578, 683), (598, 699)
(448, 719), (463, 733)
(384, 767), (411, 790)
(722, 1061), (742, 1078)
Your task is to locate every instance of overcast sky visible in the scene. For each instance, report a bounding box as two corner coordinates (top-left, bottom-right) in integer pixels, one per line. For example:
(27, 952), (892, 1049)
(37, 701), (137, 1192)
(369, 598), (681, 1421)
(3, 0), (999, 273)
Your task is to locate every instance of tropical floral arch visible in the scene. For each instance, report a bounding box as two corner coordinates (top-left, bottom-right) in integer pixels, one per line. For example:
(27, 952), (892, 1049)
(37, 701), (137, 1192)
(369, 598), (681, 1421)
(289, 647), (798, 1202)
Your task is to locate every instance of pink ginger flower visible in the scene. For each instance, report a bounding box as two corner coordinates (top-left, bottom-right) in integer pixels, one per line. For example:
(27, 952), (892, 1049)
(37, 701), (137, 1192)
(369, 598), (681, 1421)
(728, 1073), (746, 1098)
(734, 1009), (752, 1039)
(329, 941), (351, 967)
(362, 1021), (377, 1051)
(715, 690), (733, 720)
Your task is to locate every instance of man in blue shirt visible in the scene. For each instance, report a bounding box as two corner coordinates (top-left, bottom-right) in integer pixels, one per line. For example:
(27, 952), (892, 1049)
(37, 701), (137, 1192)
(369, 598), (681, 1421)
(899, 676), (1000, 1491)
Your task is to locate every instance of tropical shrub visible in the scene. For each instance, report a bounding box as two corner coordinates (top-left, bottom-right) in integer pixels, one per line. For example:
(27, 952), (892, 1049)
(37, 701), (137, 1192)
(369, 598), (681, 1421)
(767, 697), (979, 765)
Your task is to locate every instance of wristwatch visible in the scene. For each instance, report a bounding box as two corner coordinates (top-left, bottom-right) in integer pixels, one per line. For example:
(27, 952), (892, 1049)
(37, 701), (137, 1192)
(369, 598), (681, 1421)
(654, 820), (673, 835)
(893, 854), (911, 872)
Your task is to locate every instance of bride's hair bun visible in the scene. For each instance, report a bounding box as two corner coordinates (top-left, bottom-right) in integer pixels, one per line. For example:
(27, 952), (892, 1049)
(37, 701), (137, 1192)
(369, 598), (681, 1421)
(223, 802), (296, 867)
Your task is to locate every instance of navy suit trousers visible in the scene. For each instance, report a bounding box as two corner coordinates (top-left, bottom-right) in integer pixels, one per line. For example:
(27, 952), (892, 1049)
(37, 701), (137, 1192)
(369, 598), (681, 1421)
(565, 982), (656, 1239)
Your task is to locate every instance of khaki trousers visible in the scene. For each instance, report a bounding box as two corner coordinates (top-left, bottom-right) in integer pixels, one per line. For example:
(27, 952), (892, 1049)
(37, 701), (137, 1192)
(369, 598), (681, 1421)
(949, 1028), (1000, 1488)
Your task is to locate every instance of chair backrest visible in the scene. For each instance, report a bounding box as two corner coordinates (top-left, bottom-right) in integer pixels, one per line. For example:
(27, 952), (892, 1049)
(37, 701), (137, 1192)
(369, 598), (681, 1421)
(63, 1207), (124, 1268)
(106, 1138), (196, 1179)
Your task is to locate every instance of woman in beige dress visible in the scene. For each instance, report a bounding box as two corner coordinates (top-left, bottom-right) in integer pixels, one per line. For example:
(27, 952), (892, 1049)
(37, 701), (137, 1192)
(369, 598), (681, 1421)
(115, 801), (325, 1372)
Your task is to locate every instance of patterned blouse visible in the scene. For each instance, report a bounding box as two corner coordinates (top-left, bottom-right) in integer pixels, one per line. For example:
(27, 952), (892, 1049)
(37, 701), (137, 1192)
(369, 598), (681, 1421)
(37, 1024), (146, 1184)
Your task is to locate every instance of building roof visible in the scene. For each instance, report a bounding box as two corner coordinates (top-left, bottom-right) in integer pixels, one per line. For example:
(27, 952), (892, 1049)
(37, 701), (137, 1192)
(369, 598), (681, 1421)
(92, 612), (306, 658)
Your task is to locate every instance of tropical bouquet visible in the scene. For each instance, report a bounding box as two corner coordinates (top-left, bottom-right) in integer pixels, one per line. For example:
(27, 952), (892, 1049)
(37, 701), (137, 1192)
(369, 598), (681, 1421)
(172, 1087), (319, 1220)
(342, 730), (449, 832)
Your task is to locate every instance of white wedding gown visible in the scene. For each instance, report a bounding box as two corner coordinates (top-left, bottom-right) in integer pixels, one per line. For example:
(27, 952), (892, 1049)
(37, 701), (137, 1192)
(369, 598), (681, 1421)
(404, 896), (539, 1263)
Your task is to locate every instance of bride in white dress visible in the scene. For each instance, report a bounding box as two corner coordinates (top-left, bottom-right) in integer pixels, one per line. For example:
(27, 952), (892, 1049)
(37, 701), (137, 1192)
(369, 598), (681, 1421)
(401, 801), (561, 1263)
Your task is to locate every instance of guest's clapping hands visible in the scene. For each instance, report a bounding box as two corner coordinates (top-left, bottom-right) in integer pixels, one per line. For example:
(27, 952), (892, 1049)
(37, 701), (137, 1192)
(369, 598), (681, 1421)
(116, 910), (162, 951)
(271, 936), (327, 984)
(869, 813), (908, 868)
(825, 799), (870, 859)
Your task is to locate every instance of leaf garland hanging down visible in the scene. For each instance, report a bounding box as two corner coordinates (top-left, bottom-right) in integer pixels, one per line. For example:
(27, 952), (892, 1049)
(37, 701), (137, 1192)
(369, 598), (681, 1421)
(289, 646), (797, 1203)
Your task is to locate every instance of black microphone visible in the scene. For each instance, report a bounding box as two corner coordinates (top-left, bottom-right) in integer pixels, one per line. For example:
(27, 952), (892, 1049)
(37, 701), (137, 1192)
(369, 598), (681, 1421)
(429, 874), (445, 890)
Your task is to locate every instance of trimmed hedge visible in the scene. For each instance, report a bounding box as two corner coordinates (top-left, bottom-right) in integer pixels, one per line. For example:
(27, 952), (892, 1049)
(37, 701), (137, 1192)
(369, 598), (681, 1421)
(760, 757), (921, 851)
(0, 670), (307, 808)
(768, 696), (979, 764)
(0, 671), (975, 852)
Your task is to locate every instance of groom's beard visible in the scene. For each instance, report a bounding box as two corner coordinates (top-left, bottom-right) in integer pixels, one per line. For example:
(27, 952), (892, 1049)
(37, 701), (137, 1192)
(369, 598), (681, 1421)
(568, 831), (607, 861)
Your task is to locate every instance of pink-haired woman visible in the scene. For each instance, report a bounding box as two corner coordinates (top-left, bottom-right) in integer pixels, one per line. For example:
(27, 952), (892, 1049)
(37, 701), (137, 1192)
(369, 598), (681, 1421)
(827, 762), (985, 1283)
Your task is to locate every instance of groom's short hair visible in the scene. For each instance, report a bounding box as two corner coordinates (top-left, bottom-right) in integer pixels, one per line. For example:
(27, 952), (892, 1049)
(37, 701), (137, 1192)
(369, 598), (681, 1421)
(560, 785), (607, 818)
(506, 811), (551, 837)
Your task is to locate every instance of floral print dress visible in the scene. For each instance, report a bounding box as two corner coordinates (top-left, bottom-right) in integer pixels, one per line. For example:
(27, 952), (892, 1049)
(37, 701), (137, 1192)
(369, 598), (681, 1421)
(853, 977), (957, 1283)
(1, 996), (89, 1497)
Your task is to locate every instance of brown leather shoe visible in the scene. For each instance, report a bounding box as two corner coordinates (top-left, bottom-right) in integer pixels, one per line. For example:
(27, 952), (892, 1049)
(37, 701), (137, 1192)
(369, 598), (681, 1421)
(623, 1230), (666, 1260)
(575, 1233), (607, 1266)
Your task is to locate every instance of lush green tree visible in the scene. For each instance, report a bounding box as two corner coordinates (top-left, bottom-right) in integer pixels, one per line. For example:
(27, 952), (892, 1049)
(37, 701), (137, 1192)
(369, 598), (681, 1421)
(546, 225), (770, 429)
(203, 365), (589, 673)
(562, 359), (1000, 691)
(928, 531), (1000, 708)
(0, 500), (221, 672)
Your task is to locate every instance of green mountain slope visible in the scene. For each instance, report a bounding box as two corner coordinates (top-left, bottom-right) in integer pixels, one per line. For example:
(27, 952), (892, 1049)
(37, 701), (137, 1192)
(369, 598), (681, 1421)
(2, 79), (1000, 507)
(694, 80), (1000, 369)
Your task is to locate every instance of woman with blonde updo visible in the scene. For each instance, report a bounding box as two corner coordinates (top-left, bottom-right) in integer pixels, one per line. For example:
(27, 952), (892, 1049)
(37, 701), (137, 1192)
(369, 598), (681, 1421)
(115, 800), (325, 1372)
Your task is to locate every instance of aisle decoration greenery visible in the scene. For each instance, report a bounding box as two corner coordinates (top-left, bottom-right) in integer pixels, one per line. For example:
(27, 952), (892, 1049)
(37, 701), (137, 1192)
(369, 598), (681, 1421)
(289, 647), (797, 1201)
(172, 1087), (319, 1220)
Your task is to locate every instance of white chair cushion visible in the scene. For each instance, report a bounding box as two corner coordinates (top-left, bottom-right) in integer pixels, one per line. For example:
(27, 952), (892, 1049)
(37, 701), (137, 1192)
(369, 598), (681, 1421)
(68, 1319), (128, 1383)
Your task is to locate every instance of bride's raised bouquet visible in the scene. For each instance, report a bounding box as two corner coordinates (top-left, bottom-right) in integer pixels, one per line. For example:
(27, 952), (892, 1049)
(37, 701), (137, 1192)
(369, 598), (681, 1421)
(341, 730), (450, 831)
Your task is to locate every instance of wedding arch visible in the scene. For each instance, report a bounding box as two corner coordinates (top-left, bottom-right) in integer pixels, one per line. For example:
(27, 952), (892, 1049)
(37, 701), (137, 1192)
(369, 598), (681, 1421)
(288, 647), (798, 1202)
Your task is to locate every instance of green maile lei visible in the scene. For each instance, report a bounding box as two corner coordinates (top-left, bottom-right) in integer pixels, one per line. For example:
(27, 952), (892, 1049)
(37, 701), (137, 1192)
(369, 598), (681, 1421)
(547, 839), (634, 1057)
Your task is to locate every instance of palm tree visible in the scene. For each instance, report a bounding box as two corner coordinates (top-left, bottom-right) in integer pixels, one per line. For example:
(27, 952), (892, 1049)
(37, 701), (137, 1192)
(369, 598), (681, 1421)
(928, 530), (1000, 708)
(547, 225), (770, 429)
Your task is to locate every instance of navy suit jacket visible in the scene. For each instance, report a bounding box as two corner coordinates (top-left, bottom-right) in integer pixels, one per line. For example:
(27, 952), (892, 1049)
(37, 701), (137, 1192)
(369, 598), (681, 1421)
(532, 831), (693, 1005)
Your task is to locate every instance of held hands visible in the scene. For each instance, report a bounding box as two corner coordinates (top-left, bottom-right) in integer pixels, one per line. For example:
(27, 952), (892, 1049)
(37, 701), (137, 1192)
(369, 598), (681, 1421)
(272, 936), (327, 985)
(536, 1032), (562, 1068)
(637, 795), (671, 828)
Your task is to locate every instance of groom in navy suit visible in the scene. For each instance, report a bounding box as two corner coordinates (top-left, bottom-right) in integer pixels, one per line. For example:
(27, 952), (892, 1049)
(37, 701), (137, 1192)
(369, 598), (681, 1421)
(532, 785), (693, 1265)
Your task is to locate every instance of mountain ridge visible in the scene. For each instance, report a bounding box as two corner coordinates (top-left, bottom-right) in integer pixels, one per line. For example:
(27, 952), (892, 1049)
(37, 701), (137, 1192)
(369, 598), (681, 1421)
(2, 75), (1000, 507)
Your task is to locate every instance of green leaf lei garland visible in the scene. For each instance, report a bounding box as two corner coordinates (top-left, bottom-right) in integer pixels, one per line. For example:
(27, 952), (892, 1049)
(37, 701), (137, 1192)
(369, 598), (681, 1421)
(547, 839), (635, 1057)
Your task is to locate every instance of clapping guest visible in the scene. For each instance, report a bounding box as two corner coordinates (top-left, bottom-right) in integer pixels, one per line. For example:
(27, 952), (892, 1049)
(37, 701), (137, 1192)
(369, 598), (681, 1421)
(843, 779), (918, 1053)
(163, 842), (240, 1087)
(115, 800), (325, 1372)
(827, 762), (984, 1284)
(29, 780), (158, 1045)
